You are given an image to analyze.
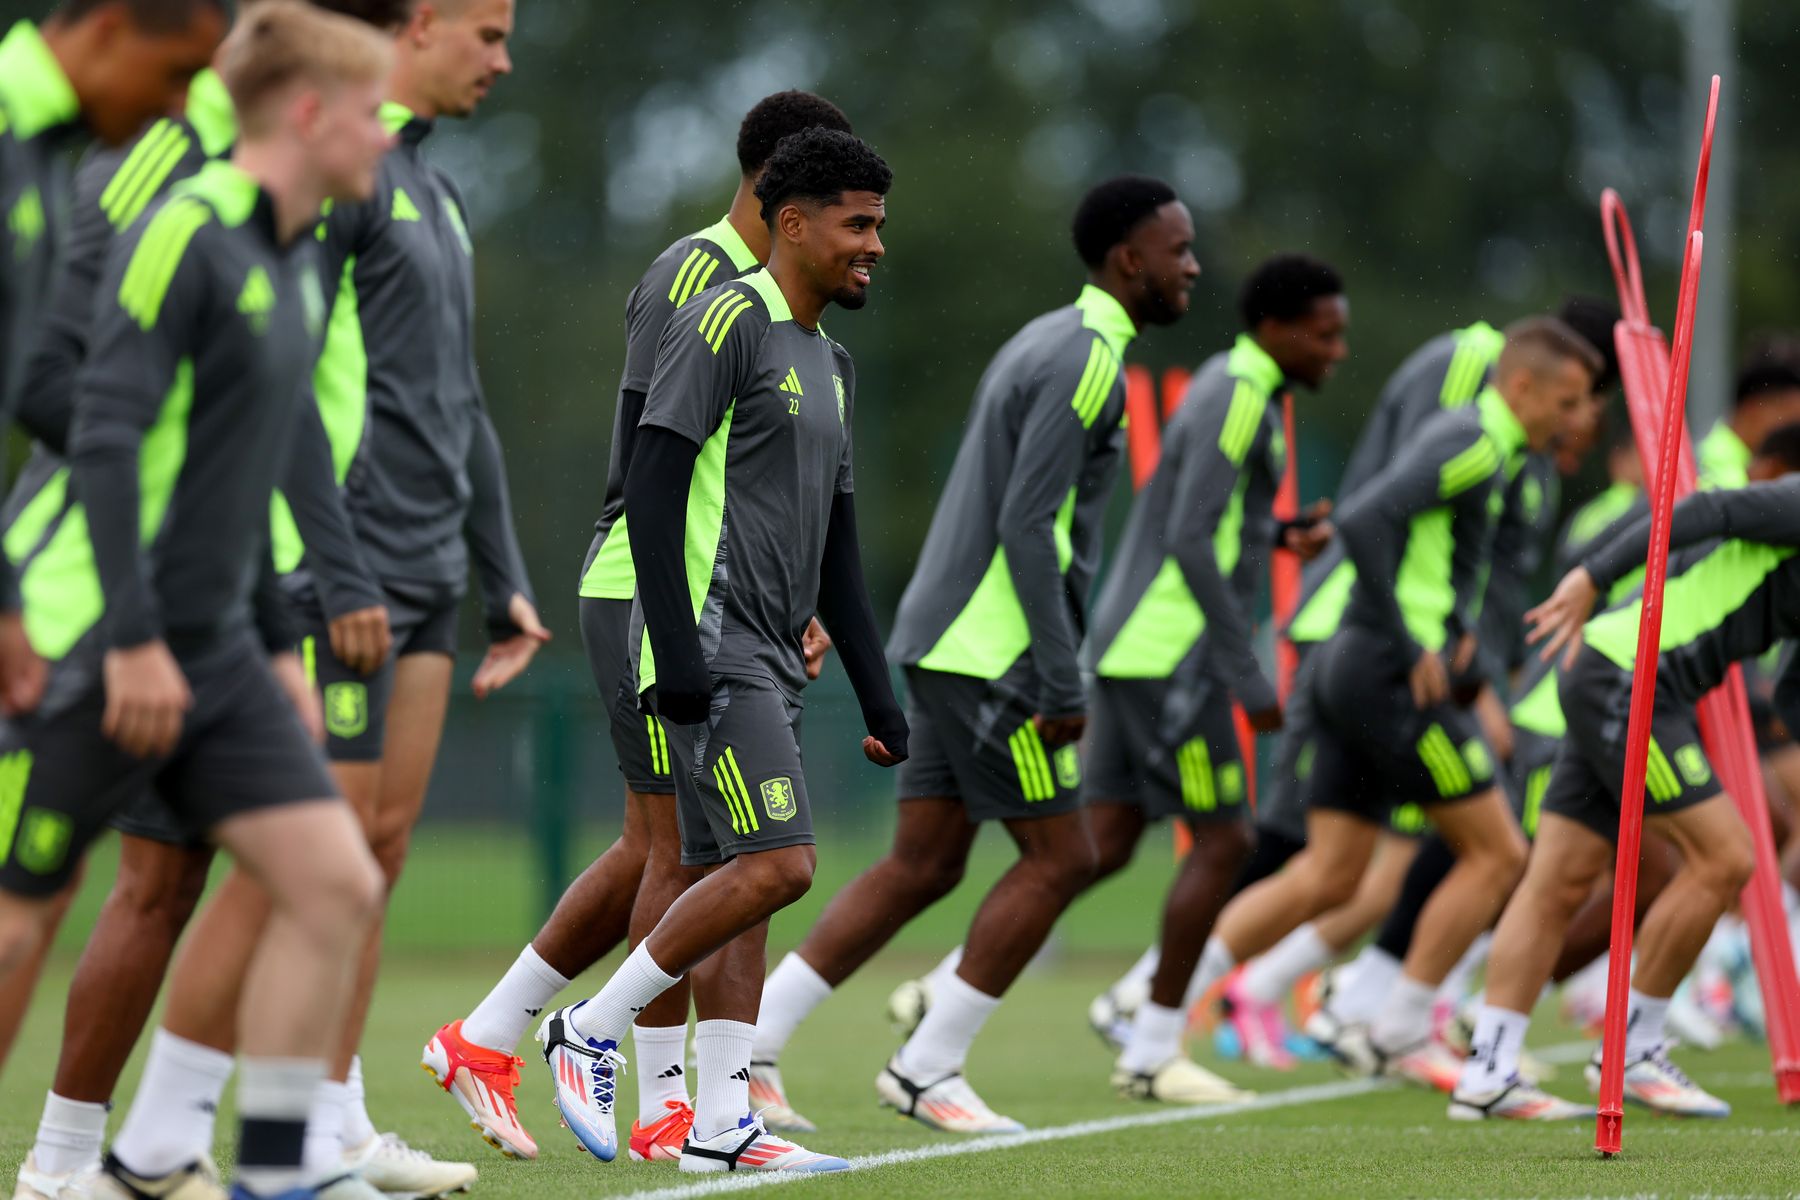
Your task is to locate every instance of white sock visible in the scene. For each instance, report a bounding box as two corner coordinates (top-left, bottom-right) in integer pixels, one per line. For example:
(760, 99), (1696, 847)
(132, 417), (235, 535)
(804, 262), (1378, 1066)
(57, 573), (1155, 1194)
(1330, 944), (1402, 1026)
(750, 953), (832, 1063)
(569, 942), (680, 1047)
(1118, 1001), (1186, 1075)
(302, 1080), (347, 1180)
(31, 1092), (107, 1177)
(1241, 924), (1333, 1006)
(1117, 946), (1160, 998)
(692, 1019), (755, 1141)
(112, 1029), (235, 1176)
(1624, 989), (1670, 1060)
(927, 946), (965, 990)
(1371, 973), (1437, 1054)
(342, 1056), (377, 1149)
(1182, 938), (1236, 1011)
(633, 1023), (691, 1125)
(1458, 1005), (1530, 1093)
(896, 970), (1002, 1081)
(236, 1058), (325, 1197)
(1437, 932), (1492, 1006)
(464, 945), (572, 1053)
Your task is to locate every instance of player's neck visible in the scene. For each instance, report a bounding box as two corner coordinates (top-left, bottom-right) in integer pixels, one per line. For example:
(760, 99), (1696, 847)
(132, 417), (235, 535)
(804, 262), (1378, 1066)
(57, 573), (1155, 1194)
(767, 253), (825, 330)
(386, 58), (441, 122)
(233, 142), (327, 245)
(727, 178), (771, 264)
(1085, 271), (1142, 331)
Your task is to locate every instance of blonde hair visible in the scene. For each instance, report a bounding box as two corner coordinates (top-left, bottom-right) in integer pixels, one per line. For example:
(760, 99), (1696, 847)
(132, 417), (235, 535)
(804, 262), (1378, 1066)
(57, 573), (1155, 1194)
(217, 0), (393, 136)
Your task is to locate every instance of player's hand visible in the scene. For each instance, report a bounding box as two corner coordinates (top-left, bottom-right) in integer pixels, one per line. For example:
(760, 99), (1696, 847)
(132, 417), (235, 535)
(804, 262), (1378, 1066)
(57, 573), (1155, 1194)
(802, 617), (832, 681)
(1246, 704), (1285, 733)
(1282, 519), (1335, 561)
(328, 604), (391, 676)
(1408, 647), (1450, 711)
(1473, 684), (1514, 763)
(270, 651), (324, 744)
(1034, 712), (1087, 748)
(472, 593), (551, 699)
(1451, 633), (1478, 675)
(0, 610), (46, 716)
(1526, 567), (1599, 671)
(102, 640), (192, 759)
(862, 735), (906, 767)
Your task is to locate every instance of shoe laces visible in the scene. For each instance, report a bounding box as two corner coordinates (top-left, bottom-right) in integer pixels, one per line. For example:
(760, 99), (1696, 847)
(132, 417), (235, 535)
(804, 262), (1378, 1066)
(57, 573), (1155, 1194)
(373, 1133), (435, 1164)
(1642, 1042), (1697, 1087)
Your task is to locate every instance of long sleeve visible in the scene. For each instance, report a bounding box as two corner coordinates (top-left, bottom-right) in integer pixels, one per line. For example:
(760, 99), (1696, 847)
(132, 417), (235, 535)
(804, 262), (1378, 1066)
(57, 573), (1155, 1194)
(998, 371), (1098, 719)
(69, 214), (211, 649)
(281, 393), (382, 619)
(251, 532), (298, 653)
(1165, 398), (1277, 715)
(464, 403), (535, 639)
(1582, 477), (1800, 592)
(1335, 423), (1493, 658)
(625, 426), (707, 718)
(816, 490), (908, 756)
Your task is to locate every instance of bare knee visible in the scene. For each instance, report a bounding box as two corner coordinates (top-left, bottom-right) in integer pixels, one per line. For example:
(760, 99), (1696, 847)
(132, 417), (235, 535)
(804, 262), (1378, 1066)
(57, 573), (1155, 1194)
(889, 842), (968, 902)
(1472, 826), (1530, 893)
(1018, 824), (1100, 896)
(740, 845), (816, 909)
(112, 843), (212, 929)
(285, 845), (384, 945)
(0, 903), (50, 976)
(1693, 827), (1756, 903)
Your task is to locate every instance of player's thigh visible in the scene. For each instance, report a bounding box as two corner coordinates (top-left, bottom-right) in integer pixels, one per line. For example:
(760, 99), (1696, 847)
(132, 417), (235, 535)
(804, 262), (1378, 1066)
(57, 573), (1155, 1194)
(583, 598), (676, 798)
(213, 799), (379, 919)
(1298, 806), (1383, 895)
(0, 665), (156, 901)
(374, 650), (454, 830)
(904, 667), (1082, 822)
(1647, 791), (1755, 887)
(1521, 812), (1616, 904)
(664, 675), (814, 868)
(1423, 783), (1526, 866)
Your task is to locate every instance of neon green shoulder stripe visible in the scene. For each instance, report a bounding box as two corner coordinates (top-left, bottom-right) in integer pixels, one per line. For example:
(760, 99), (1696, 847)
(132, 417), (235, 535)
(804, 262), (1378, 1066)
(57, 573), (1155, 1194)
(118, 198), (212, 331)
(99, 121), (192, 232)
(1439, 438), (1499, 498)
(1219, 380), (1268, 465)
(1070, 336), (1118, 428)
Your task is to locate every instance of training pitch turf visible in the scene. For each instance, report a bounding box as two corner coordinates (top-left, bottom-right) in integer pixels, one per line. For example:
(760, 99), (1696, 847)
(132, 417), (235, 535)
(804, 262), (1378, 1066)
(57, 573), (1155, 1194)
(3, 828), (1798, 1198)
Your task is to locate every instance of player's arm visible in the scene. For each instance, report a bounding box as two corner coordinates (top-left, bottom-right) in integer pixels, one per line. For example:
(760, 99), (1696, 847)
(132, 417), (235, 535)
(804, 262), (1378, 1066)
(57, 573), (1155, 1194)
(1336, 422), (1495, 705)
(625, 286), (758, 725)
(1166, 388), (1278, 722)
(815, 354), (906, 764)
(999, 338), (1110, 732)
(69, 204), (210, 756)
(465, 404), (550, 698)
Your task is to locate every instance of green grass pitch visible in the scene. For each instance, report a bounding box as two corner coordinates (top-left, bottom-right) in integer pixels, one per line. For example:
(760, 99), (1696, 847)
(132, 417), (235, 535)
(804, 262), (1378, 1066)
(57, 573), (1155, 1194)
(3, 827), (1798, 1197)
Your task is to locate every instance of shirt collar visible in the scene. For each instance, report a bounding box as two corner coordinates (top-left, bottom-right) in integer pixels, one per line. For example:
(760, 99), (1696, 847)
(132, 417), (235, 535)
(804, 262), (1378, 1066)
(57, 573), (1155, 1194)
(694, 215), (760, 272)
(1476, 385), (1529, 457)
(1074, 284), (1137, 357)
(1227, 334), (1285, 394)
(186, 68), (236, 158)
(381, 101), (430, 144)
(1699, 421), (1751, 489)
(0, 22), (81, 141)
(173, 158), (278, 239)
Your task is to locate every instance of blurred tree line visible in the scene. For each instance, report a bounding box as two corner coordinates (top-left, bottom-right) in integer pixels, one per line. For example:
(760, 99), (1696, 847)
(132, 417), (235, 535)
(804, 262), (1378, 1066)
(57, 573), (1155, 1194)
(454, 0), (1799, 635)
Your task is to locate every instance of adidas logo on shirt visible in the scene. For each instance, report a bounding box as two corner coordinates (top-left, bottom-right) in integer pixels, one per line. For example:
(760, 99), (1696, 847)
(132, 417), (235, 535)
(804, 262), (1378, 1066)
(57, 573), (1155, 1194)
(391, 187), (423, 222)
(237, 266), (275, 335)
(780, 367), (804, 395)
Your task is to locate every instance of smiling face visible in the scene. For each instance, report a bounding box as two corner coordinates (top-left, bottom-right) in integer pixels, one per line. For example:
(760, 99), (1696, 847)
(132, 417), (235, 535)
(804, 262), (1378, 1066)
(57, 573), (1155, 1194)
(1122, 200), (1199, 328)
(1504, 356), (1594, 454)
(1259, 294), (1350, 390)
(779, 190), (886, 312)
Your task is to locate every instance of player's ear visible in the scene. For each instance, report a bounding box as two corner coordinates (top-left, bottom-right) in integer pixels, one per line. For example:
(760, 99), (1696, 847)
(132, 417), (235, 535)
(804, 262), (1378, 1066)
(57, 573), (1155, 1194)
(776, 201), (806, 247)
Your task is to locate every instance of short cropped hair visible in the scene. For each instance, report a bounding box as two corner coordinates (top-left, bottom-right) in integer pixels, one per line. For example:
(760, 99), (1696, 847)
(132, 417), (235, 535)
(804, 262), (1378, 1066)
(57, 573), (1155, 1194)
(217, 0), (393, 136)
(1498, 316), (1606, 383)
(754, 128), (891, 225)
(1735, 360), (1800, 409)
(737, 92), (853, 177)
(1071, 175), (1178, 269)
(1238, 254), (1343, 329)
(1756, 422), (1800, 472)
(240, 0), (418, 32)
(1556, 295), (1621, 393)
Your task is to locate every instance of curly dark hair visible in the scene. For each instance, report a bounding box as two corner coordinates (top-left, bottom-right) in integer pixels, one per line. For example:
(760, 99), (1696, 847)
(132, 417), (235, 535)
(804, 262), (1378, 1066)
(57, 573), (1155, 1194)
(1070, 175), (1177, 268)
(754, 128), (891, 225)
(737, 91), (853, 176)
(1757, 421), (1800, 471)
(1238, 254), (1343, 329)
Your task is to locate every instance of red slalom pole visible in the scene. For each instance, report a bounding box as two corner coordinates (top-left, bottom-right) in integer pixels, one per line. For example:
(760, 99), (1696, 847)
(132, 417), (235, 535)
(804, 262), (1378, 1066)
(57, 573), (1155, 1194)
(1125, 365), (1160, 490)
(1271, 393), (1301, 701)
(1595, 229), (1705, 1158)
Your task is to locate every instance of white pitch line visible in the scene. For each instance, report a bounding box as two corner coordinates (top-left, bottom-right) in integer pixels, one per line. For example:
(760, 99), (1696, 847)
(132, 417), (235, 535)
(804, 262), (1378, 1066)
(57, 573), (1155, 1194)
(617, 1040), (1595, 1200)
